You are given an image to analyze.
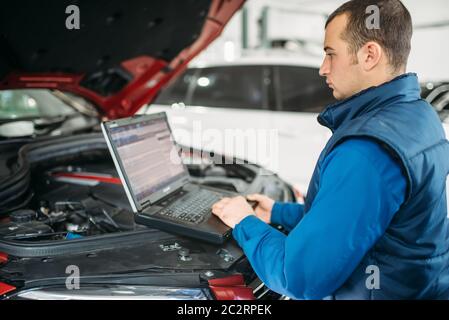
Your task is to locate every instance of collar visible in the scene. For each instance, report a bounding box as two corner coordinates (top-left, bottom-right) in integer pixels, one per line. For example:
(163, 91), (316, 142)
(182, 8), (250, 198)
(318, 73), (421, 132)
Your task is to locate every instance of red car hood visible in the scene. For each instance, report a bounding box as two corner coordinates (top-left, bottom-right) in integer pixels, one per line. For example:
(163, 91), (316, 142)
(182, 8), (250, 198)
(0, 0), (244, 119)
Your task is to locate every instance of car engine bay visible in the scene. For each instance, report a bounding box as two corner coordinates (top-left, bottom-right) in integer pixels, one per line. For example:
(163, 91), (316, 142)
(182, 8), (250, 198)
(0, 132), (293, 299)
(0, 132), (293, 250)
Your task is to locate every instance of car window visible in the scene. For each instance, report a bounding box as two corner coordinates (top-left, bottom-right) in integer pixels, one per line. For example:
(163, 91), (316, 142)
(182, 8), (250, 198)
(276, 66), (336, 113)
(154, 68), (198, 105)
(189, 66), (266, 110)
(0, 89), (76, 120)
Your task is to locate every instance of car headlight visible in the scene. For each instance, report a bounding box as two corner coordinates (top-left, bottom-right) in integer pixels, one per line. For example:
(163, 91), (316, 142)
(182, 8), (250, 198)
(10, 285), (213, 300)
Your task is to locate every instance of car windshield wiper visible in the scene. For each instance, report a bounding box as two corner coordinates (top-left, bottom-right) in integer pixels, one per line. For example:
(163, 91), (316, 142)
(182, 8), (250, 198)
(32, 114), (78, 135)
(0, 116), (44, 124)
(0, 114), (74, 125)
(50, 90), (99, 118)
(33, 113), (99, 136)
(33, 114), (73, 126)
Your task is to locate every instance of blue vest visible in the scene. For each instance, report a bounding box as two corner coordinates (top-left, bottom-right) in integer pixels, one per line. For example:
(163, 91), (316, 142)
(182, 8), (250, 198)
(305, 73), (449, 299)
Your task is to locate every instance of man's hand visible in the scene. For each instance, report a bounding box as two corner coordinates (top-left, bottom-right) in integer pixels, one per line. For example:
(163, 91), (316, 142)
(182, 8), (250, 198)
(211, 196), (255, 229)
(247, 194), (275, 223)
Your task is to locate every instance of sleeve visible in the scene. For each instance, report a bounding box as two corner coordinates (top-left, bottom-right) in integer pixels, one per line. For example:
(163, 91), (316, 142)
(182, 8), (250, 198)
(232, 138), (406, 299)
(270, 202), (305, 232)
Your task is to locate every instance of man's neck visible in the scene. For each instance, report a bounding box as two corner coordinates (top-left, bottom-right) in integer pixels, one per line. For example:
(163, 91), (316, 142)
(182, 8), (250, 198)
(361, 68), (406, 91)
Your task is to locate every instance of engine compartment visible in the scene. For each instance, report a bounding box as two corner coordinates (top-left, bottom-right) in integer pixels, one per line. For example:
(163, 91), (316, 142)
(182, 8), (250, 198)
(0, 132), (292, 299)
(0, 133), (293, 246)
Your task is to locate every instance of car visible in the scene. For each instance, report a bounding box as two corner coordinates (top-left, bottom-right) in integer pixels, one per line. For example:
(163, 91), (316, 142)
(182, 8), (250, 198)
(421, 81), (449, 123)
(0, 0), (297, 300)
(144, 49), (337, 192)
(146, 56), (449, 196)
(0, 89), (99, 138)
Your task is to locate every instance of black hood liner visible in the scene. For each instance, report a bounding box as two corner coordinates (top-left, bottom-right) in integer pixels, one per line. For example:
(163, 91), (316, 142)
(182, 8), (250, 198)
(0, 0), (211, 79)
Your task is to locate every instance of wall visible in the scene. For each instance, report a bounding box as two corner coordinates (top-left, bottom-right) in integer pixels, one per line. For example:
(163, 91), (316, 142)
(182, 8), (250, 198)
(201, 0), (449, 82)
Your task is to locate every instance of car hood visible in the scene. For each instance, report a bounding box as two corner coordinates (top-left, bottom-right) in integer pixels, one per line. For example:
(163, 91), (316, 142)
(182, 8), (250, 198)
(0, 0), (244, 119)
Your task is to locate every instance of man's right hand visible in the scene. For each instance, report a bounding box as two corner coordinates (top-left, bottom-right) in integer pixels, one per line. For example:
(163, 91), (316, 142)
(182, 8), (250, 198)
(246, 194), (275, 224)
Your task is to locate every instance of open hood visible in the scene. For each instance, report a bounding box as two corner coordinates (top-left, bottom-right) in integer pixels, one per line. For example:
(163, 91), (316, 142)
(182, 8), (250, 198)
(0, 0), (244, 119)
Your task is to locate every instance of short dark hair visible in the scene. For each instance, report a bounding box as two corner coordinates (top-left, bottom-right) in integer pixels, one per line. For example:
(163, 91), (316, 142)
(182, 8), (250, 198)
(325, 0), (413, 73)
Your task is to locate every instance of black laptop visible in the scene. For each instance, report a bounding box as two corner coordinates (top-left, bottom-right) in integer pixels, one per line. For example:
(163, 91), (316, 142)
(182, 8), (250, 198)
(101, 112), (235, 244)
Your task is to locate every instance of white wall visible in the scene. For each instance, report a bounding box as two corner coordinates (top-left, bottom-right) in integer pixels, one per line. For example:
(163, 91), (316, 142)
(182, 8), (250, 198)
(202, 0), (449, 81)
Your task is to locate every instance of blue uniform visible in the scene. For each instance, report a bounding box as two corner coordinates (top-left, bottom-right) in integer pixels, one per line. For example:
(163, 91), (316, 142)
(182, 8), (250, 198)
(233, 73), (449, 299)
(233, 138), (406, 299)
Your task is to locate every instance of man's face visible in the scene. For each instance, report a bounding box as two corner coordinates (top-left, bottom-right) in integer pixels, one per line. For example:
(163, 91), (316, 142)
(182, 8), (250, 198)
(319, 14), (364, 100)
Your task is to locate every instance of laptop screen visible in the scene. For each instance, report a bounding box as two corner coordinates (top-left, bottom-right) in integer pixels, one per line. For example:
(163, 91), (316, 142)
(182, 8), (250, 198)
(105, 114), (189, 209)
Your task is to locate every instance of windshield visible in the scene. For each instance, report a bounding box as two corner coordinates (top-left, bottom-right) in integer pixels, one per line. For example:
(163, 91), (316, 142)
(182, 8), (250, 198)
(0, 89), (77, 120)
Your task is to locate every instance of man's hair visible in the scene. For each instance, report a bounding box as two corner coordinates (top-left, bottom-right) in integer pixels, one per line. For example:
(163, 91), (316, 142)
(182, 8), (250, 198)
(325, 0), (413, 73)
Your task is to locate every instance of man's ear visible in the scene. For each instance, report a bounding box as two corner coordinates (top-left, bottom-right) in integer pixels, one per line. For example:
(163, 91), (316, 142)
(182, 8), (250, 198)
(358, 41), (382, 71)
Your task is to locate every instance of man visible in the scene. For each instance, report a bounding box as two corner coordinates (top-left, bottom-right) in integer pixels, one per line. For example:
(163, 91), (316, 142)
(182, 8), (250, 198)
(212, 0), (449, 299)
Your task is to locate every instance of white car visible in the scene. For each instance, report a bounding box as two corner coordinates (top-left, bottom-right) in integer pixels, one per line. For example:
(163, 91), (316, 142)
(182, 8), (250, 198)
(144, 50), (336, 193)
(144, 51), (449, 207)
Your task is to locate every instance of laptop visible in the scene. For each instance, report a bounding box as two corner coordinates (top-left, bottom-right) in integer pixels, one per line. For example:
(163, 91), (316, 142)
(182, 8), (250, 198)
(101, 112), (235, 244)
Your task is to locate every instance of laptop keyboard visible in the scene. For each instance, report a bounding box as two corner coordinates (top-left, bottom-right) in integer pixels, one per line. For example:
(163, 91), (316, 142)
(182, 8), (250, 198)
(158, 189), (225, 224)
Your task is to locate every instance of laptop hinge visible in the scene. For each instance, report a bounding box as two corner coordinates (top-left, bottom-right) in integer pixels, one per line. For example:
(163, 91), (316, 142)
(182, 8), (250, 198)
(141, 184), (188, 211)
(141, 200), (151, 210)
